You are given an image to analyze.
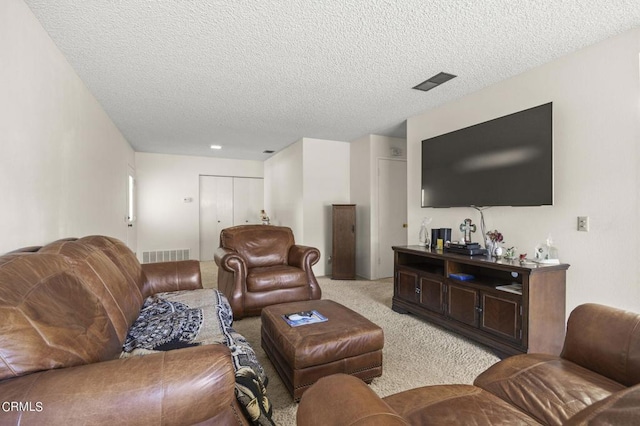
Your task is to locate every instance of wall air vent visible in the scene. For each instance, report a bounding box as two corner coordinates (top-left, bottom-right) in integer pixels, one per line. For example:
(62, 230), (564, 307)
(413, 72), (457, 92)
(142, 249), (190, 264)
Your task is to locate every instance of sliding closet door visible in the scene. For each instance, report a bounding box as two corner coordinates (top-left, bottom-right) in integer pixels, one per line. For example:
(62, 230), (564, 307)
(199, 176), (265, 261)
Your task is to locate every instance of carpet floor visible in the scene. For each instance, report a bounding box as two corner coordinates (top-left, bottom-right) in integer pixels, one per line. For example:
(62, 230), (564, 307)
(201, 261), (500, 425)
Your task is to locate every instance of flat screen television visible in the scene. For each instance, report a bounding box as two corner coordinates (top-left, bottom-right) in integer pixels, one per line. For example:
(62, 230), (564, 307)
(421, 102), (553, 208)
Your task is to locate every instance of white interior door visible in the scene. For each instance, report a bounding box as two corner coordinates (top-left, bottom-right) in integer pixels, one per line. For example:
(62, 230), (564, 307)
(233, 177), (264, 225)
(199, 176), (233, 261)
(378, 159), (408, 278)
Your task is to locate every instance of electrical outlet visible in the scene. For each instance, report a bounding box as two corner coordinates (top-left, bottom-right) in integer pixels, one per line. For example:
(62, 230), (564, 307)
(577, 216), (589, 232)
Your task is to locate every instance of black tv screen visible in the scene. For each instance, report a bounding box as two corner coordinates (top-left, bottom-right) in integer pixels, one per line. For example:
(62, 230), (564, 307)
(421, 102), (553, 208)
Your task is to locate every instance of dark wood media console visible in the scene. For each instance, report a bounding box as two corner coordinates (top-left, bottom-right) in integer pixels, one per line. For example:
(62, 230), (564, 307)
(392, 245), (569, 358)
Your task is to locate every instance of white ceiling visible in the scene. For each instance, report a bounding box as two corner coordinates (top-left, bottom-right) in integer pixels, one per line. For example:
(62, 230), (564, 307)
(24, 1), (640, 161)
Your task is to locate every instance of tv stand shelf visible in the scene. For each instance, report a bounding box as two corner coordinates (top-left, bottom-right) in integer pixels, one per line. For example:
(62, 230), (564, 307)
(392, 245), (569, 358)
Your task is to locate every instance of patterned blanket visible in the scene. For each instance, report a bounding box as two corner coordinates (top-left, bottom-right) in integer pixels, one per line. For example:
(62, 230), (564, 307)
(121, 289), (273, 426)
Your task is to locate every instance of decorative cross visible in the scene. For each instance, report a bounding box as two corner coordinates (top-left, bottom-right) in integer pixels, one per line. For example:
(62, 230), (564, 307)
(459, 218), (476, 244)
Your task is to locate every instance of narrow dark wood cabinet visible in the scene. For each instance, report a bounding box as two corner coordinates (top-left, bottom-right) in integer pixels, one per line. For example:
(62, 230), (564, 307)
(392, 245), (569, 357)
(332, 204), (356, 280)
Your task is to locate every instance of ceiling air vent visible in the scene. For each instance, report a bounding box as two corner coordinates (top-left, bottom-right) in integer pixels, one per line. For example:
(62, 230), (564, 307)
(263, 150), (275, 154)
(413, 72), (456, 92)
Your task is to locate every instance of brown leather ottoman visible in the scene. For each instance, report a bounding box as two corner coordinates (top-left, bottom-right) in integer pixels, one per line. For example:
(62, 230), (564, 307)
(261, 299), (384, 401)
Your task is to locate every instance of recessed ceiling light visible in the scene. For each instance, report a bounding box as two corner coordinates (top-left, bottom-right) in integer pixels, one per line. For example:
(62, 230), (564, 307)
(210, 145), (222, 150)
(413, 72), (457, 92)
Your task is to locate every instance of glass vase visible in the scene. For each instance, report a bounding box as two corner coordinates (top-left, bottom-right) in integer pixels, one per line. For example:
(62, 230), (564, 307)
(418, 224), (428, 247)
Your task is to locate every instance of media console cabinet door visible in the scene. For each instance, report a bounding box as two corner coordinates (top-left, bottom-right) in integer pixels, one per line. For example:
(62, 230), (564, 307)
(332, 204), (356, 279)
(447, 283), (479, 327)
(396, 270), (419, 302)
(419, 276), (444, 314)
(480, 293), (522, 344)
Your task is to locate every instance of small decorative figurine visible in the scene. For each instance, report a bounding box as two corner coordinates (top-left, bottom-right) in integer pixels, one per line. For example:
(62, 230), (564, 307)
(260, 210), (270, 225)
(504, 246), (516, 260)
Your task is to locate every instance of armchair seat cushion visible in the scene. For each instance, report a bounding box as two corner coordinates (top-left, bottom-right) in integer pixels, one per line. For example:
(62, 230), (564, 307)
(247, 265), (308, 292)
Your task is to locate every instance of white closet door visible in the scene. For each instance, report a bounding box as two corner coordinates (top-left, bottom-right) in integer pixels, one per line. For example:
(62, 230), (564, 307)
(199, 176), (233, 261)
(233, 177), (264, 225)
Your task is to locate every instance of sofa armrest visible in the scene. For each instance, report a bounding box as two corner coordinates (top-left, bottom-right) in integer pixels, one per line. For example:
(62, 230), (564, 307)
(297, 374), (409, 426)
(141, 259), (202, 296)
(288, 245), (320, 270)
(0, 345), (238, 426)
(289, 245), (322, 300)
(214, 247), (249, 317)
(214, 247), (248, 273)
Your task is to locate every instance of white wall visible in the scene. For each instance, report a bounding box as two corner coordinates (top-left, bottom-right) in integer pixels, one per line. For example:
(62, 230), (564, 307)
(264, 141), (304, 238)
(135, 153), (263, 261)
(0, 0), (135, 253)
(303, 138), (351, 276)
(350, 135), (373, 278)
(350, 135), (407, 279)
(265, 138), (350, 276)
(407, 28), (640, 314)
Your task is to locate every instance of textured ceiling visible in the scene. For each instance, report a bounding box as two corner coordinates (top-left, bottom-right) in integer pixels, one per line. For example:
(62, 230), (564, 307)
(23, 0), (640, 160)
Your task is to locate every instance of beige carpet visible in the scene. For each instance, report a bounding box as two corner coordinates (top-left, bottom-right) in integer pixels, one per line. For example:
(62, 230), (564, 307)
(200, 262), (499, 426)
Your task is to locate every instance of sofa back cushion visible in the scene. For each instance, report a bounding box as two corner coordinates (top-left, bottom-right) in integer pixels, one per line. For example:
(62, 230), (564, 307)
(77, 235), (149, 297)
(220, 225), (294, 269)
(561, 303), (640, 387)
(0, 253), (121, 380)
(39, 239), (144, 342)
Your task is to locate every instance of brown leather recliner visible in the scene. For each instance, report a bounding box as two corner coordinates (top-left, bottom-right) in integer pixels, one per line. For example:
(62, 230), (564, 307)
(297, 303), (640, 425)
(214, 225), (321, 319)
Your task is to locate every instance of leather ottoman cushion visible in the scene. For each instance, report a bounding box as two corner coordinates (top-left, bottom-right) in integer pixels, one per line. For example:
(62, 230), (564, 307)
(261, 299), (384, 400)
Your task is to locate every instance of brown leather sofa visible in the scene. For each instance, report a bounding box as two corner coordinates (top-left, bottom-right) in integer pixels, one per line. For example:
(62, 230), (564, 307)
(0, 236), (252, 425)
(214, 225), (321, 319)
(297, 303), (640, 425)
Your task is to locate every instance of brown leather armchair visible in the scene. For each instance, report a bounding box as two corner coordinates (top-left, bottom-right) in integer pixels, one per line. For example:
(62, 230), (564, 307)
(214, 225), (321, 319)
(297, 303), (640, 425)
